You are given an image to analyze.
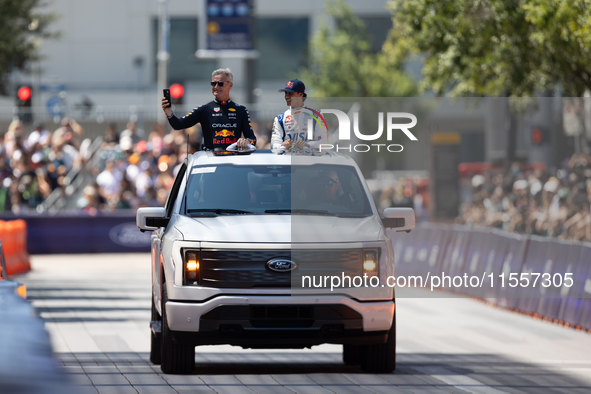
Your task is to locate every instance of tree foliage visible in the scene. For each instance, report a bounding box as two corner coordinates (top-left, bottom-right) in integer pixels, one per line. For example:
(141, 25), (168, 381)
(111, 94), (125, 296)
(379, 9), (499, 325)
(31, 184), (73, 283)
(385, 0), (591, 97)
(0, 0), (57, 95)
(301, 0), (416, 97)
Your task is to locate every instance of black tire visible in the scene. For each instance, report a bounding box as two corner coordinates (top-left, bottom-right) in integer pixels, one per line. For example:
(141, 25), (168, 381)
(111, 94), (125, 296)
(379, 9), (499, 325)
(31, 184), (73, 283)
(160, 284), (195, 374)
(343, 344), (360, 366)
(360, 311), (396, 373)
(150, 296), (162, 365)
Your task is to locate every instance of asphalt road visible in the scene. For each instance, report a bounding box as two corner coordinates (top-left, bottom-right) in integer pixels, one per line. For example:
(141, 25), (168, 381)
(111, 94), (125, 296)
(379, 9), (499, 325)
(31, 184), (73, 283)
(12, 253), (591, 394)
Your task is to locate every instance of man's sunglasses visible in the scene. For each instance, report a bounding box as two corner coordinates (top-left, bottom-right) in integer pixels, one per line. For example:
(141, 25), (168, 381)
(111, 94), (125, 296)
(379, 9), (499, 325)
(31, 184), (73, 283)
(319, 179), (339, 187)
(211, 81), (225, 87)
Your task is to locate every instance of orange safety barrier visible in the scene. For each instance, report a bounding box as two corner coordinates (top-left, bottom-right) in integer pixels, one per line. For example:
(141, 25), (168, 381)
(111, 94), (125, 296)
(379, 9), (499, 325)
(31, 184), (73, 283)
(0, 219), (31, 276)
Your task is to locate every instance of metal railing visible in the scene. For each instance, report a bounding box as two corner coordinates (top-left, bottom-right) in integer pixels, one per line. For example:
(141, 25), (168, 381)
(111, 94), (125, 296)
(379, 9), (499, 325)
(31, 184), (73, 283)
(39, 136), (104, 213)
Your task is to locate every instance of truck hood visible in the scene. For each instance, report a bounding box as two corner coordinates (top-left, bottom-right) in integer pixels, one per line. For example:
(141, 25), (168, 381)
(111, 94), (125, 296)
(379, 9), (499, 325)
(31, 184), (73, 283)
(173, 214), (383, 243)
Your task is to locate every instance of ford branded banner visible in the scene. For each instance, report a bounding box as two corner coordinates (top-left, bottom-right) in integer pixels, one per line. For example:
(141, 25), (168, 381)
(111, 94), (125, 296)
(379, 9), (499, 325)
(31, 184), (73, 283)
(6, 212), (151, 254)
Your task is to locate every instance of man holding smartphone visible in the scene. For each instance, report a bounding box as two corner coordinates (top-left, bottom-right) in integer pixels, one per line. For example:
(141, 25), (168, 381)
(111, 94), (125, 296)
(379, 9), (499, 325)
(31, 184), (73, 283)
(162, 68), (256, 150)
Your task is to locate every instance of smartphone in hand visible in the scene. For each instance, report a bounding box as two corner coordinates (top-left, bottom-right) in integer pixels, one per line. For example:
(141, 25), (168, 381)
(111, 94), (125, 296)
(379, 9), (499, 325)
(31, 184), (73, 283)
(163, 89), (171, 108)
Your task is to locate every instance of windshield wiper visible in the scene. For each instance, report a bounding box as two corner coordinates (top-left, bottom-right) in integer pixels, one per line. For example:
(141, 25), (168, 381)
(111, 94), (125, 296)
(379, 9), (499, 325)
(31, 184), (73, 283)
(187, 208), (257, 216)
(335, 213), (369, 218)
(264, 209), (336, 216)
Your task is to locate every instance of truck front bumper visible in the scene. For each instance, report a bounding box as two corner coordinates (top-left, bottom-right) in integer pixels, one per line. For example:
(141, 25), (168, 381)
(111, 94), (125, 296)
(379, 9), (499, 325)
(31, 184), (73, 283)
(165, 295), (394, 347)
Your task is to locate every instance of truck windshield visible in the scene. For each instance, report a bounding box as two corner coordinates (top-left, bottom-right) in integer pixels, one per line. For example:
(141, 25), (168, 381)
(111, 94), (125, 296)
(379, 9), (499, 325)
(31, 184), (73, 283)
(184, 164), (373, 216)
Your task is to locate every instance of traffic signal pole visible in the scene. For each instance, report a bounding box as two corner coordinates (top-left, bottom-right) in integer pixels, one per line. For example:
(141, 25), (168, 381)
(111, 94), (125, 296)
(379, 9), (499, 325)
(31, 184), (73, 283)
(157, 0), (169, 123)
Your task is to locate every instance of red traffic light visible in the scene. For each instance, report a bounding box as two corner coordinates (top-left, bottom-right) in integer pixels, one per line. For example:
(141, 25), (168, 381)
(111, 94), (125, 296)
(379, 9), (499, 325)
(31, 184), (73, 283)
(170, 84), (184, 99)
(532, 128), (542, 145)
(18, 86), (32, 101)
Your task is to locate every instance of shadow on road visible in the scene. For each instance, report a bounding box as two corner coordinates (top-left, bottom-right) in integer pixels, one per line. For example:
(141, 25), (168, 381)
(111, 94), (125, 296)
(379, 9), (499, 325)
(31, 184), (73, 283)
(55, 351), (591, 393)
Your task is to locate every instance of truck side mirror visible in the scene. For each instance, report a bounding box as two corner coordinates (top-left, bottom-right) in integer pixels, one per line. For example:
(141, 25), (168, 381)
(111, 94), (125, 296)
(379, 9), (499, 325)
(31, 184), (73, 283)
(137, 207), (169, 232)
(382, 207), (415, 232)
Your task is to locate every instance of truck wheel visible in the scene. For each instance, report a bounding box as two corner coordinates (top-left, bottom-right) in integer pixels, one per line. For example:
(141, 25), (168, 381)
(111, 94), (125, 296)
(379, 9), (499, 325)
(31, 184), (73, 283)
(150, 296), (162, 365)
(160, 284), (195, 374)
(360, 311), (396, 373)
(343, 344), (360, 365)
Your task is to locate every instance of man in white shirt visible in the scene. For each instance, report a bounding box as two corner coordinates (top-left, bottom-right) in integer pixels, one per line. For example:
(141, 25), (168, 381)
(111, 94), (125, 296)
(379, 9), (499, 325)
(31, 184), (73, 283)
(271, 79), (328, 150)
(96, 160), (121, 199)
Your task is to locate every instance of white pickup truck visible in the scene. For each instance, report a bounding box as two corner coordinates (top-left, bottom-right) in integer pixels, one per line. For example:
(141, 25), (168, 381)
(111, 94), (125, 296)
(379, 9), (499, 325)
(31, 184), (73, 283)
(137, 150), (414, 374)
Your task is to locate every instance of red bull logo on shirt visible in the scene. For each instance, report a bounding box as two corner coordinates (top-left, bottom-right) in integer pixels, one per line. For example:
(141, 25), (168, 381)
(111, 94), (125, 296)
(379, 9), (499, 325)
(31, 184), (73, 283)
(215, 129), (235, 138)
(213, 129), (237, 146)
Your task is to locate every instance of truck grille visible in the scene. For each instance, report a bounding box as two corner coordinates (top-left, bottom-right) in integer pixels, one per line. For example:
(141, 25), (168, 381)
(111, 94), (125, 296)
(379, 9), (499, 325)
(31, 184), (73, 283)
(199, 249), (363, 288)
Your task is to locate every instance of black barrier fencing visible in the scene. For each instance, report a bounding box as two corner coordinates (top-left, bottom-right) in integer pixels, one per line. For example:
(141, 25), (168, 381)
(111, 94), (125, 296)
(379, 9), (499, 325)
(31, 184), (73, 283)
(4, 211), (591, 330)
(1, 211), (150, 254)
(389, 223), (591, 331)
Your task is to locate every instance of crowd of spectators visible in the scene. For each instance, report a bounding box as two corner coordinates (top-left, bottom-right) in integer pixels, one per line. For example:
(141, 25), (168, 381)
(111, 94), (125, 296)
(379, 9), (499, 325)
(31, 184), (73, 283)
(4, 116), (590, 242)
(78, 121), (200, 213)
(458, 154), (591, 242)
(0, 118), (91, 214)
(0, 117), (272, 215)
(371, 176), (429, 221)
(85, 119), (273, 214)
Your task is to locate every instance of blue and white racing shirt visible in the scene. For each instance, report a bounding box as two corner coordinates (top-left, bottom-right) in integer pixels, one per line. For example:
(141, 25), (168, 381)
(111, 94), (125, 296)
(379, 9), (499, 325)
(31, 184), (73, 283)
(271, 106), (328, 150)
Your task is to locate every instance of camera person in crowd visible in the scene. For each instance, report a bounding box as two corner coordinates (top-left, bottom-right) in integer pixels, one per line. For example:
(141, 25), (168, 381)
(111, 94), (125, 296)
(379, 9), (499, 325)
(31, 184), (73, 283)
(161, 68), (256, 151)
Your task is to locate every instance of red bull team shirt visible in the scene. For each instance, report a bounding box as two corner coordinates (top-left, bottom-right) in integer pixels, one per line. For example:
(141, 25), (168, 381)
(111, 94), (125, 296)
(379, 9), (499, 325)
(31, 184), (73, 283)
(167, 99), (256, 150)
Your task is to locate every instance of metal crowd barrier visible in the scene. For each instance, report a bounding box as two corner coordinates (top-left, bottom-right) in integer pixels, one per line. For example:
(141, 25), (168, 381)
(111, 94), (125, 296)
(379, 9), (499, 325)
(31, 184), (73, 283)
(3, 213), (590, 331)
(390, 223), (591, 331)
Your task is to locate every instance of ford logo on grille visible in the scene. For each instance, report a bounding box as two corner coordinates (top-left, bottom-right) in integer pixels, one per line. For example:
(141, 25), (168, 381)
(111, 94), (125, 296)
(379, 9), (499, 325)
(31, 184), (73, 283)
(266, 258), (297, 272)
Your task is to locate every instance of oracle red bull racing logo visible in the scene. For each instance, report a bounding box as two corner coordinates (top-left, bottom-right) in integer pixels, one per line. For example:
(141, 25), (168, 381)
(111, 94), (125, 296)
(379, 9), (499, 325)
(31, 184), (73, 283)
(285, 81), (293, 89)
(213, 129), (236, 145)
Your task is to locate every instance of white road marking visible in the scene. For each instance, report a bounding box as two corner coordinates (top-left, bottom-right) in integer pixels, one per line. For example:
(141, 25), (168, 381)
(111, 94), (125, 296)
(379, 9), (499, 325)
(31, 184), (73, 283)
(412, 366), (509, 394)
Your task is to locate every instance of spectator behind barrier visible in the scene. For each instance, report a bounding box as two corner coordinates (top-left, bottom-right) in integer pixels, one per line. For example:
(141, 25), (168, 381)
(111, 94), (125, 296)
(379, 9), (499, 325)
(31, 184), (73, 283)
(12, 114), (585, 240)
(0, 117), (193, 213)
(455, 155), (591, 242)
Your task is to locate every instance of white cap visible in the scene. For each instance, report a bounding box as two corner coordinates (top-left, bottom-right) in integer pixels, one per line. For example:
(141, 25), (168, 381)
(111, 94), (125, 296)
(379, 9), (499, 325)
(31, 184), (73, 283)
(544, 178), (559, 193)
(513, 179), (528, 190)
(471, 174), (485, 188)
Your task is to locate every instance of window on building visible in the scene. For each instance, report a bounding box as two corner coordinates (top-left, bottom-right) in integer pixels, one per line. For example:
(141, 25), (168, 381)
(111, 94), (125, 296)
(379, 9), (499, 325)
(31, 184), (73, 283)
(359, 16), (392, 52)
(255, 18), (309, 80)
(459, 132), (486, 162)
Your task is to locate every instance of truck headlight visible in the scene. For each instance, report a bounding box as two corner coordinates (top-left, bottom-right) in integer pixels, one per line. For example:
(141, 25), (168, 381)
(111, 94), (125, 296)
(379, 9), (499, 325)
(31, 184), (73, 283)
(184, 250), (200, 285)
(363, 249), (379, 278)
